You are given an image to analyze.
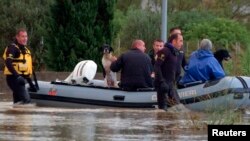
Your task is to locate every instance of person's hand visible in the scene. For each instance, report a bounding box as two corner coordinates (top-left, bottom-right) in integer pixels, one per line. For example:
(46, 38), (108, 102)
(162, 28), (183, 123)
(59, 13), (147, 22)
(16, 75), (26, 86)
(28, 86), (37, 92)
(151, 72), (155, 78)
(111, 56), (117, 62)
(160, 81), (169, 92)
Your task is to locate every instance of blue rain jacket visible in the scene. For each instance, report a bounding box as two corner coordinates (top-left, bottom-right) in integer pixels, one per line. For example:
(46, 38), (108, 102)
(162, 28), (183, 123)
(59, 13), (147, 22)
(180, 49), (225, 84)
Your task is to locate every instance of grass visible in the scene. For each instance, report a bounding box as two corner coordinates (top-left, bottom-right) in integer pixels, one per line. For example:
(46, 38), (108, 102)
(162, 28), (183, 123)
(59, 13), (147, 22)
(179, 108), (247, 132)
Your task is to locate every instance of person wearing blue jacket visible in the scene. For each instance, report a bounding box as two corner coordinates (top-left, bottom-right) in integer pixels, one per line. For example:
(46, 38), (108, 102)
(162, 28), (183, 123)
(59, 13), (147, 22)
(179, 39), (225, 85)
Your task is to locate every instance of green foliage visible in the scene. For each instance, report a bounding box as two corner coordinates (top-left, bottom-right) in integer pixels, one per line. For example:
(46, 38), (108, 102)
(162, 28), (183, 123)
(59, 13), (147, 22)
(0, 0), (54, 70)
(168, 0), (203, 12)
(207, 109), (243, 125)
(185, 18), (250, 49)
(116, 0), (141, 12)
(114, 8), (161, 52)
(45, 0), (116, 71)
(112, 9), (126, 41)
(168, 11), (216, 32)
(240, 46), (250, 75)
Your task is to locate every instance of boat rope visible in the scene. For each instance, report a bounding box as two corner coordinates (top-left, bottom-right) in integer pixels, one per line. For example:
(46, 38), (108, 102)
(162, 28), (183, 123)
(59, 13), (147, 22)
(236, 76), (250, 99)
(236, 76), (248, 89)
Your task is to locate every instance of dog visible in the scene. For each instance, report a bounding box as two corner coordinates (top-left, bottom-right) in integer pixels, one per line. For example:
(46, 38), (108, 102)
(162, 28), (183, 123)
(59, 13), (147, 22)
(214, 49), (231, 69)
(101, 44), (118, 87)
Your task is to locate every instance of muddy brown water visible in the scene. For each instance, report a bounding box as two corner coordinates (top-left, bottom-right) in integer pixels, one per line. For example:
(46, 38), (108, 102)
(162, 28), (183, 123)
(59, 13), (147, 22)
(0, 71), (249, 141)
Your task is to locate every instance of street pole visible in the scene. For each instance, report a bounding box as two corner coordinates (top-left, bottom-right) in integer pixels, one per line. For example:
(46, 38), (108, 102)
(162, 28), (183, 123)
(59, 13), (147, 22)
(161, 0), (167, 42)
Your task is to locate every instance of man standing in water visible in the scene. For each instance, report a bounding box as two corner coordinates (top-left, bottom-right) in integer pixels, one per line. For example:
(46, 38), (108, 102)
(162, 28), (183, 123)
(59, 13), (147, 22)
(3, 28), (36, 106)
(169, 27), (187, 84)
(154, 33), (183, 110)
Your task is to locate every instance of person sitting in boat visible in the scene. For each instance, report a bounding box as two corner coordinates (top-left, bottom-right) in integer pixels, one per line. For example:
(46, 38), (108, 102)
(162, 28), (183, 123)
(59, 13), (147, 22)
(179, 39), (225, 86)
(110, 39), (153, 91)
(148, 39), (164, 66)
(148, 39), (164, 80)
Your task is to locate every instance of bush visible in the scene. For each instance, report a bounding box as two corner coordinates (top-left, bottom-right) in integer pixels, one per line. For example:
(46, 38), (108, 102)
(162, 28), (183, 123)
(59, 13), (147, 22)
(114, 8), (161, 53)
(185, 18), (250, 49)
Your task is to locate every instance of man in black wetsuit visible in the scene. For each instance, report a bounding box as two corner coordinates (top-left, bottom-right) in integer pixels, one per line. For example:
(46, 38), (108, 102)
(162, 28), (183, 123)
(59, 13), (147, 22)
(110, 39), (153, 91)
(154, 34), (183, 110)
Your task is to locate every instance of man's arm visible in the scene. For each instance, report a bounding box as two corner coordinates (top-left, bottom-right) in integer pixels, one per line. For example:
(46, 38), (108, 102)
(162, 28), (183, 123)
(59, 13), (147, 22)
(4, 46), (19, 76)
(154, 50), (166, 84)
(110, 55), (123, 72)
(182, 53), (187, 69)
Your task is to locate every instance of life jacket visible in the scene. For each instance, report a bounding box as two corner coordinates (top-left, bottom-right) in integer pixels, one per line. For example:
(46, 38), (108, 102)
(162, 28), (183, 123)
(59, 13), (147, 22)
(2, 44), (33, 76)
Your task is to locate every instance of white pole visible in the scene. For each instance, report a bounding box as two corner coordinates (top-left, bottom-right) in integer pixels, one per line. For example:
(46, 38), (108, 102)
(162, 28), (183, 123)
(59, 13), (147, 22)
(161, 0), (167, 42)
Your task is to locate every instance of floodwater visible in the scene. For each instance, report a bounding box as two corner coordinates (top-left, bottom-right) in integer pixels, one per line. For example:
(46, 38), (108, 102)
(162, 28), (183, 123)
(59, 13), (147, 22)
(0, 72), (249, 141)
(0, 100), (208, 141)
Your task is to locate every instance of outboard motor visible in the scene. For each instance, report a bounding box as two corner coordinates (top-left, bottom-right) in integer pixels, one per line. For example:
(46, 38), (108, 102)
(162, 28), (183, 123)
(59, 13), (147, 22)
(64, 60), (97, 84)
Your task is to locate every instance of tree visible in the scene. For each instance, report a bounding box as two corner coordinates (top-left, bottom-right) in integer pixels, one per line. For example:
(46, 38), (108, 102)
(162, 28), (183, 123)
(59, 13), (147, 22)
(168, 10), (216, 32)
(0, 0), (54, 70)
(45, 0), (116, 71)
(116, 0), (141, 12)
(201, 0), (250, 19)
(168, 0), (203, 13)
(115, 8), (161, 52)
(185, 18), (250, 49)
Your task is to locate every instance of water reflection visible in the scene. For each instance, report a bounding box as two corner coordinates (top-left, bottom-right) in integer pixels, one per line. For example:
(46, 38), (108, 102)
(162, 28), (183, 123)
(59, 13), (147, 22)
(1, 72), (249, 140)
(0, 102), (209, 141)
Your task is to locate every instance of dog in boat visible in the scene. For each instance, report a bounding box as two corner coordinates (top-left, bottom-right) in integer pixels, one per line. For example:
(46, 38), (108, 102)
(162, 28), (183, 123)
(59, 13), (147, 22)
(101, 44), (118, 87)
(214, 49), (231, 69)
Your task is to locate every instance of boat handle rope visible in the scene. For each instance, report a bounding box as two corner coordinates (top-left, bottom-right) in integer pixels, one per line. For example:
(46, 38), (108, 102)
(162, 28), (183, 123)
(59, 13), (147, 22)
(236, 76), (249, 99)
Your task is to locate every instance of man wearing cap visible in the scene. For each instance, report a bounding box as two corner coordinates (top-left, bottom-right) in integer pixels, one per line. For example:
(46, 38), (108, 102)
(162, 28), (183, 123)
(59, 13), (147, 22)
(179, 39), (225, 85)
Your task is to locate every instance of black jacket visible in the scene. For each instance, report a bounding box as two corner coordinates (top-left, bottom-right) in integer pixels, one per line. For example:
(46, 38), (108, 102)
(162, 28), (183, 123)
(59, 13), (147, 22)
(154, 43), (178, 87)
(176, 50), (187, 80)
(148, 49), (156, 66)
(111, 49), (153, 90)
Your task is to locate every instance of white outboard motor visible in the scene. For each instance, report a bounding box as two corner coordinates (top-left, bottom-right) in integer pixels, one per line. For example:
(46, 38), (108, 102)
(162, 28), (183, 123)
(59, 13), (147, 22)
(64, 60), (97, 84)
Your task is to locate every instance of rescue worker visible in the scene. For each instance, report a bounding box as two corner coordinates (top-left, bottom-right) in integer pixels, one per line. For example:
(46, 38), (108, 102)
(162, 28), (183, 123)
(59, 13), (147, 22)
(169, 27), (187, 83)
(3, 28), (36, 105)
(154, 34), (183, 110)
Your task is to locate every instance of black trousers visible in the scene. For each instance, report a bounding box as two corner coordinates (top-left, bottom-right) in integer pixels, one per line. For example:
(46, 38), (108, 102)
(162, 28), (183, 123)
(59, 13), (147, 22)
(156, 84), (180, 109)
(6, 75), (31, 104)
